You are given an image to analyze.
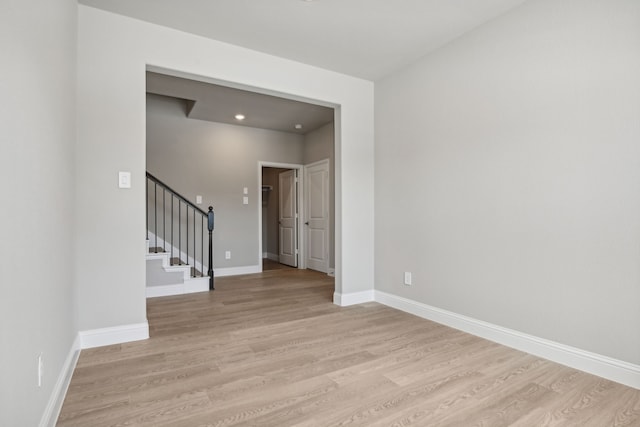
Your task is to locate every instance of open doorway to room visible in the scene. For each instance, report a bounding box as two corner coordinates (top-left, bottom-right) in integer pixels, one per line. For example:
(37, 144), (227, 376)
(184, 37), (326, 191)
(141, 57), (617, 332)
(260, 158), (333, 274)
(146, 69), (336, 284)
(261, 165), (300, 271)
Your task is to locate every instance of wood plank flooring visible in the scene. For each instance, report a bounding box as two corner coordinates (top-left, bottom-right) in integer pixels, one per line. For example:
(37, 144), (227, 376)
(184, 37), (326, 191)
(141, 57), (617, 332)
(262, 259), (297, 271)
(57, 268), (640, 426)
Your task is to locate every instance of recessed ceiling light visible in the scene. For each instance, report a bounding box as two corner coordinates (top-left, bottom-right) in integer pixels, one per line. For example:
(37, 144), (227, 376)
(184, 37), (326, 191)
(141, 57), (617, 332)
(235, 114), (245, 120)
(294, 124), (303, 130)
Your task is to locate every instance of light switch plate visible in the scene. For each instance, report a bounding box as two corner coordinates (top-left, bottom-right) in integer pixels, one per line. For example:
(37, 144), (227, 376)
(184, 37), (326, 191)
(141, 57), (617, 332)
(118, 171), (131, 189)
(404, 272), (412, 286)
(243, 187), (248, 195)
(243, 196), (249, 205)
(196, 195), (202, 204)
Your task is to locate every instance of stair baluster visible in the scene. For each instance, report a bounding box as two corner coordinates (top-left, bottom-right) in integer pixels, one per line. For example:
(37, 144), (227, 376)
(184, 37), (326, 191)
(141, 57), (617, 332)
(146, 172), (215, 289)
(208, 206), (214, 290)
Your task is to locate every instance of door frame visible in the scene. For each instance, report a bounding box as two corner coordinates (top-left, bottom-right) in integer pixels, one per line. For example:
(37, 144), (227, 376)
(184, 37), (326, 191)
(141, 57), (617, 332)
(258, 161), (305, 271)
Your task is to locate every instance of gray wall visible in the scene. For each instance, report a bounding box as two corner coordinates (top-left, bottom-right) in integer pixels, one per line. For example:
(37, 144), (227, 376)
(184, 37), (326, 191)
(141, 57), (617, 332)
(76, 5), (374, 332)
(147, 94), (304, 269)
(303, 122), (334, 165)
(0, 0), (78, 425)
(303, 122), (335, 269)
(375, 0), (640, 365)
(76, 7), (148, 332)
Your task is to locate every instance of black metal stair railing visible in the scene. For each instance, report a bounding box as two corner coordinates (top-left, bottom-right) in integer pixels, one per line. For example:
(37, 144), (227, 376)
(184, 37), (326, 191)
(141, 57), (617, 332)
(146, 172), (215, 290)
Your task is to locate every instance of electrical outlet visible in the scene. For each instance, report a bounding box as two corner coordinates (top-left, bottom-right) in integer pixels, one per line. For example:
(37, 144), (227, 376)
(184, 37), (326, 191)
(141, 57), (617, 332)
(37, 353), (43, 387)
(225, 251), (231, 260)
(404, 272), (412, 286)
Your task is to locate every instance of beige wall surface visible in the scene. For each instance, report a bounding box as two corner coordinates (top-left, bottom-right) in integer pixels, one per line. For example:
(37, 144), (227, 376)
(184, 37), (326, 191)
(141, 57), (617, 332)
(375, 0), (640, 364)
(147, 94), (304, 268)
(76, 5), (374, 334)
(0, 0), (78, 425)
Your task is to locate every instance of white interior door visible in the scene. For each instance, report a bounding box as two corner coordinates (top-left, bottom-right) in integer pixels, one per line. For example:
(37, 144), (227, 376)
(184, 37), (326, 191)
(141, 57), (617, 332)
(278, 169), (298, 267)
(304, 160), (329, 273)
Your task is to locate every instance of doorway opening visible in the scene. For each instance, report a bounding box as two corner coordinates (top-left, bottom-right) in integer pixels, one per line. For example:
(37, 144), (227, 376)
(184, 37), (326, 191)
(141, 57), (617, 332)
(146, 68), (337, 282)
(260, 159), (333, 274)
(261, 166), (297, 270)
(260, 163), (302, 271)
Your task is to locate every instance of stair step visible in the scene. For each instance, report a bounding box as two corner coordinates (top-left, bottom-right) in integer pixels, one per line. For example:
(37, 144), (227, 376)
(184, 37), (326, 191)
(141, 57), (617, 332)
(168, 258), (202, 276)
(147, 250), (205, 280)
(190, 267), (205, 277)
(168, 257), (203, 277)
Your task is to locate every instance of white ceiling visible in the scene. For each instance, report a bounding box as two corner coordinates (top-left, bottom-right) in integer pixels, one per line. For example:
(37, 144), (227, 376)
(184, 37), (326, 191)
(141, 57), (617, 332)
(79, 0), (528, 81)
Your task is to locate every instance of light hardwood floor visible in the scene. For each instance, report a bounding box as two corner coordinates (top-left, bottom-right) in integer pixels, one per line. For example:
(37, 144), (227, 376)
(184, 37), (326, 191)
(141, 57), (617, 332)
(57, 268), (640, 426)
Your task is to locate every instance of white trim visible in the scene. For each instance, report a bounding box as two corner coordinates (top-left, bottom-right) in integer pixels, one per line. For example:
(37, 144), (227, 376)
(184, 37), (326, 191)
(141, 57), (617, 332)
(39, 335), (81, 427)
(146, 277), (210, 298)
(79, 322), (149, 349)
(327, 268), (335, 277)
(375, 291), (640, 390)
(304, 158), (331, 169)
(214, 264), (262, 277)
(333, 290), (374, 306)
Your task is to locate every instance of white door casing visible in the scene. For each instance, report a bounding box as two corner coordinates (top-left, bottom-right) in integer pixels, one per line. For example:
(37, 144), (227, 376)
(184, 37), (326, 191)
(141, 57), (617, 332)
(304, 160), (330, 273)
(279, 169), (298, 267)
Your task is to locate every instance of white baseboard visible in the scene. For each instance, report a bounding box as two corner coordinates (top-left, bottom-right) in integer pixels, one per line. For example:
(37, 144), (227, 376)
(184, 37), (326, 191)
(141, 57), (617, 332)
(214, 265), (261, 277)
(79, 322), (149, 349)
(146, 278), (209, 298)
(39, 335), (81, 427)
(375, 290), (640, 390)
(333, 290), (374, 306)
